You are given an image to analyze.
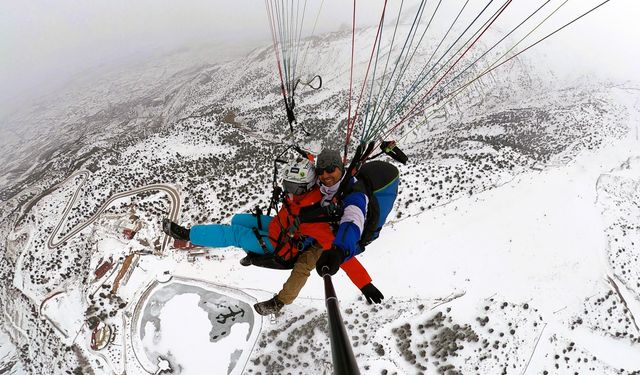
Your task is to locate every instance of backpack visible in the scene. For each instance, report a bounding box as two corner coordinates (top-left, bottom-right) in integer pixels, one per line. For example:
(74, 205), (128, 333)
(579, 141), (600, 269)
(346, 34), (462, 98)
(347, 161), (399, 247)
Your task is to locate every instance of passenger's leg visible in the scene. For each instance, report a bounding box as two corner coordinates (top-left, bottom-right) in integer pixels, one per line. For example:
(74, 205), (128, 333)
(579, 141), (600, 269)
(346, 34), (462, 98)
(230, 213), (272, 231)
(276, 246), (324, 304)
(189, 224), (274, 254)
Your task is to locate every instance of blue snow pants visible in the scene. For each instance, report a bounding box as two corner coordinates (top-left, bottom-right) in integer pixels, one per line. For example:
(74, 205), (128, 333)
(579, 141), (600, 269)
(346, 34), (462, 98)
(189, 213), (275, 254)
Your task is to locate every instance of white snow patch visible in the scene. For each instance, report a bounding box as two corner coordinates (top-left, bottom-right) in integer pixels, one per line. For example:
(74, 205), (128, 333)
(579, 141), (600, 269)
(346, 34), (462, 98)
(142, 293), (250, 375)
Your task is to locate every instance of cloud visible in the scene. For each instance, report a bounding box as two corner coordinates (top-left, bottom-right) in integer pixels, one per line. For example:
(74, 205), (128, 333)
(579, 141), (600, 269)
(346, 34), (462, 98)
(1, 0), (638, 117)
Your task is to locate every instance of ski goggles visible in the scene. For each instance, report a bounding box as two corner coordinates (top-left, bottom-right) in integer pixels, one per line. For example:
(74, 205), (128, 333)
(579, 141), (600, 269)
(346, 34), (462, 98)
(282, 180), (308, 195)
(315, 165), (339, 175)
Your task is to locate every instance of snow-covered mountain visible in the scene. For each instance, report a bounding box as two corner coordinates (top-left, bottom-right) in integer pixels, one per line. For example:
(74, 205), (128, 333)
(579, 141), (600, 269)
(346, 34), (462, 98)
(1, 20), (640, 375)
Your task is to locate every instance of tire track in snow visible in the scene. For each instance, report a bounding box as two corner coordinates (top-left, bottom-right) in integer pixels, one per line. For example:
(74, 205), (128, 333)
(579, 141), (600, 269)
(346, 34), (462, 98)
(607, 275), (640, 333)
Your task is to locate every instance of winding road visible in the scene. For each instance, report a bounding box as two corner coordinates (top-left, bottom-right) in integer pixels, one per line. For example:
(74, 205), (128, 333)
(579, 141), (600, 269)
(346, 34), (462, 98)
(46, 170), (181, 252)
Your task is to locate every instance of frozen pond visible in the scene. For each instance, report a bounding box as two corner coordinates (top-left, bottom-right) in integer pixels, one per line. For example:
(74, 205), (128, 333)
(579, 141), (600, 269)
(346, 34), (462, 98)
(132, 278), (260, 375)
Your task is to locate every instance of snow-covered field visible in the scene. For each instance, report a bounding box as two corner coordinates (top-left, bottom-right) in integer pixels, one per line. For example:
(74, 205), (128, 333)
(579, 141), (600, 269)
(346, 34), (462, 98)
(1, 13), (640, 375)
(2, 98), (639, 374)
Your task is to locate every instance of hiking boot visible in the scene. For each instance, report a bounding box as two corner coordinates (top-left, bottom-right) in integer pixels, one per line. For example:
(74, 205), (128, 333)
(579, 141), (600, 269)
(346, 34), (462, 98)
(254, 296), (284, 316)
(162, 218), (190, 241)
(239, 255), (252, 267)
(240, 253), (260, 267)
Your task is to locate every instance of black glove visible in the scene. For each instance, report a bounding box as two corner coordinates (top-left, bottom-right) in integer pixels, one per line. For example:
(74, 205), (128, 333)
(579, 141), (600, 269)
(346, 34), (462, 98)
(316, 246), (344, 276)
(361, 283), (384, 304)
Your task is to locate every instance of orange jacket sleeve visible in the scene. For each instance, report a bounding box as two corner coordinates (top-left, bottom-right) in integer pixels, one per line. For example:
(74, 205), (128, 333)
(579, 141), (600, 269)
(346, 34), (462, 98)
(339, 257), (372, 289)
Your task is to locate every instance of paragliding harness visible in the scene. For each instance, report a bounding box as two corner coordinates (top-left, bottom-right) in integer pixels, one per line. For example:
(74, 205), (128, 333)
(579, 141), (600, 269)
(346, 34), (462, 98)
(298, 141), (407, 250)
(249, 145), (316, 270)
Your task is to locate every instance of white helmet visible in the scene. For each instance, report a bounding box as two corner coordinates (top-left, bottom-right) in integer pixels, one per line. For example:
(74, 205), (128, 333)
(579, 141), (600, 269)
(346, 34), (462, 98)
(282, 157), (316, 195)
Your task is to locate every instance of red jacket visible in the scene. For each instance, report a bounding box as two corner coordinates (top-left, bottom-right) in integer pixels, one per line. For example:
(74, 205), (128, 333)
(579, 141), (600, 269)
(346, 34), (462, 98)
(340, 257), (372, 289)
(268, 187), (334, 261)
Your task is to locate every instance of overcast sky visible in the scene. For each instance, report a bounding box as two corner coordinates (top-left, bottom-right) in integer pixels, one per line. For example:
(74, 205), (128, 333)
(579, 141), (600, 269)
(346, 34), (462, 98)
(1, 0), (639, 117)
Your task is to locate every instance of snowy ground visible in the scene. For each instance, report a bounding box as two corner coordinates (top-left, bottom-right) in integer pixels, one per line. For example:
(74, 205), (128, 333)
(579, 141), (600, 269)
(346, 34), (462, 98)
(1, 16), (640, 373)
(237, 131), (640, 374)
(1, 95), (639, 374)
(23, 120), (640, 374)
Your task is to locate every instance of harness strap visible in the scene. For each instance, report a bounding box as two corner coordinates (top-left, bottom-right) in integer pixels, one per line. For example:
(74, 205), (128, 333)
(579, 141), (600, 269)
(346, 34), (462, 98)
(253, 205), (264, 230)
(251, 227), (270, 255)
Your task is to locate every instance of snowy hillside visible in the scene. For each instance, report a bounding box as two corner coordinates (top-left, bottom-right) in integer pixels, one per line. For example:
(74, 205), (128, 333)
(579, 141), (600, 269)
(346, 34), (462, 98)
(1, 19), (640, 375)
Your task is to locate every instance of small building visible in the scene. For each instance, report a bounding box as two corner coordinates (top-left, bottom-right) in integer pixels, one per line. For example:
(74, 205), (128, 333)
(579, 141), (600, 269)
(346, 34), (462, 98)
(121, 205), (142, 240)
(123, 221), (142, 240)
(173, 239), (196, 249)
(186, 248), (209, 263)
(94, 258), (114, 280)
(90, 322), (112, 351)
